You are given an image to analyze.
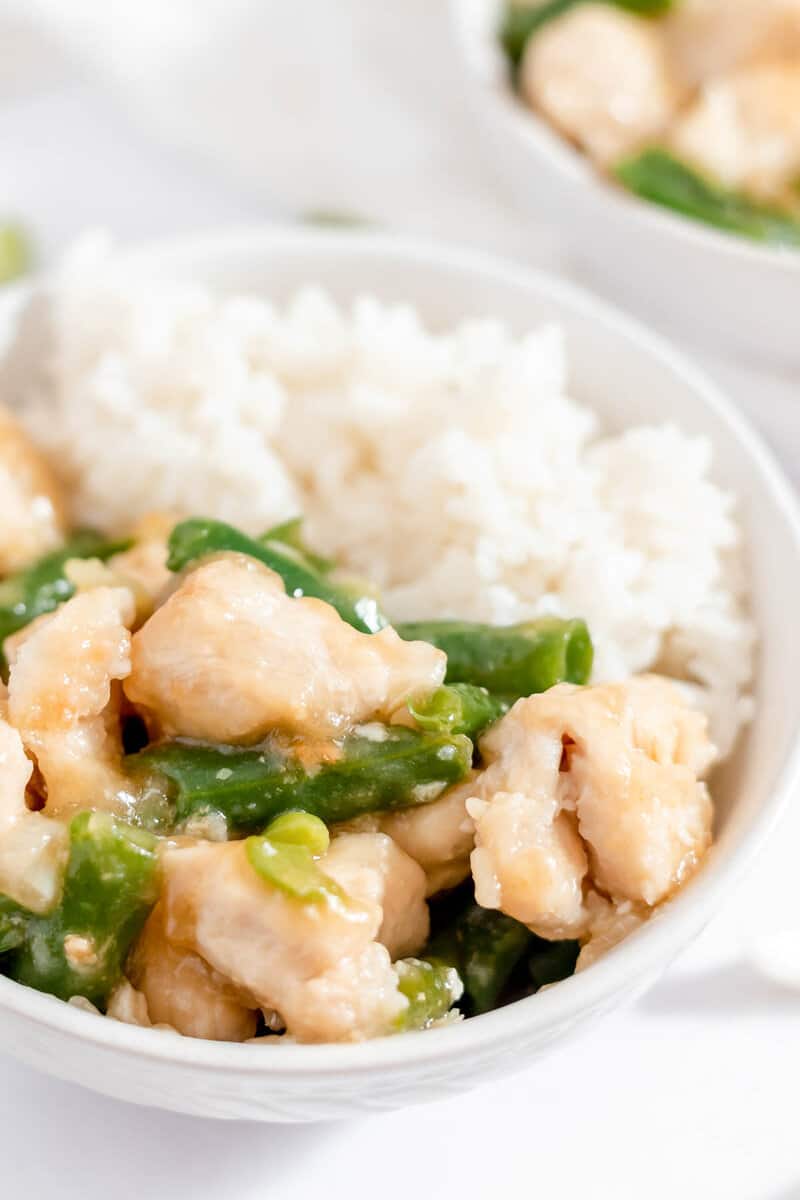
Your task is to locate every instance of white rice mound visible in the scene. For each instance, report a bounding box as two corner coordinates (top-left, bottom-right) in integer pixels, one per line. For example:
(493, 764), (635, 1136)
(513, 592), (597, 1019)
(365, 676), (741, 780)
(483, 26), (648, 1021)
(13, 246), (754, 758)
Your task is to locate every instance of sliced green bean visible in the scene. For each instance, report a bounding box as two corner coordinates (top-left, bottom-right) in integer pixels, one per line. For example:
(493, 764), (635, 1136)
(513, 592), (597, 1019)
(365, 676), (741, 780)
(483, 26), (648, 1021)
(128, 726), (473, 837)
(0, 812), (159, 1008)
(395, 617), (592, 698)
(408, 683), (512, 740)
(167, 517), (389, 634)
(428, 903), (534, 1015)
(259, 516), (335, 574)
(0, 530), (132, 657)
(528, 937), (580, 991)
(395, 958), (463, 1030)
(615, 148), (800, 247)
(246, 814), (348, 906)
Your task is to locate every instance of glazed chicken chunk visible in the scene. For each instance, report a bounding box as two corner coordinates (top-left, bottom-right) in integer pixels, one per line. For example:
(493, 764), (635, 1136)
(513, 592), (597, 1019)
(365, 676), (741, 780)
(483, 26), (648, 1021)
(520, 4), (681, 166)
(151, 833), (425, 1042)
(125, 553), (445, 743)
(381, 774), (479, 897)
(0, 405), (66, 574)
(468, 677), (715, 940)
(6, 586), (136, 817)
(0, 717), (68, 913)
(671, 60), (800, 203)
(666, 0), (800, 88)
(129, 903), (259, 1041)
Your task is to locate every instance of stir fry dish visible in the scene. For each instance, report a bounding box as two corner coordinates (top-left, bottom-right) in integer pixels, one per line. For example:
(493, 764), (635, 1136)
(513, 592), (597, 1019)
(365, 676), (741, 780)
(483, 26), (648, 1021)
(501, 0), (800, 246)
(0, 408), (717, 1043)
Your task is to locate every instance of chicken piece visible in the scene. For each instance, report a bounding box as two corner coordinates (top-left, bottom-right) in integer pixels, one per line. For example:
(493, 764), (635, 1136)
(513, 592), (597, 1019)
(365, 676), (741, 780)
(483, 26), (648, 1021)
(323, 832), (429, 958)
(125, 553), (445, 744)
(0, 405), (66, 574)
(666, 0), (800, 89)
(670, 60), (800, 203)
(520, 5), (681, 167)
(7, 586), (136, 817)
(105, 979), (156, 1027)
(128, 904), (258, 1041)
(160, 839), (407, 1042)
(108, 512), (177, 613)
(380, 776), (478, 897)
(468, 677), (714, 941)
(575, 892), (648, 972)
(0, 716), (68, 912)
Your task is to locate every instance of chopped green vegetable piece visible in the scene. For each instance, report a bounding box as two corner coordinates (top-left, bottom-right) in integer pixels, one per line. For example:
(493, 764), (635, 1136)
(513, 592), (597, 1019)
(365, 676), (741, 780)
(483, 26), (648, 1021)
(428, 903), (534, 1015)
(260, 516), (335, 574)
(127, 726), (473, 837)
(396, 617), (592, 699)
(246, 834), (346, 905)
(0, 224), (31, 284)
(263, 810), (330, 856)
(528, 937), (580, 991)
(615, 148), (800, 247)
(167, 517), (389, 634)
(0, 531), (132, 658)
(0, 812), (159, 1008)
(395, 957), (463, 1030)
(500, 0), (677, 69)
(408, 683), (512, 740)
(0, 899), (29, 955)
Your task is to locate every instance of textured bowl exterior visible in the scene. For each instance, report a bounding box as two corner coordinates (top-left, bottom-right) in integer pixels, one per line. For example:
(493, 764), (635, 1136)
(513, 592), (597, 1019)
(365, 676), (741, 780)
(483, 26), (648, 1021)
(448, 0), (800, 367)
(0, 228), (799, 1121)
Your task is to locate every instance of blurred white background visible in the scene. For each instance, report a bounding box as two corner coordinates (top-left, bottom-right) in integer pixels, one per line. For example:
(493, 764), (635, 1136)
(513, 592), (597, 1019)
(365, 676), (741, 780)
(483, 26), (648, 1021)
(0, 4), (799, 1198)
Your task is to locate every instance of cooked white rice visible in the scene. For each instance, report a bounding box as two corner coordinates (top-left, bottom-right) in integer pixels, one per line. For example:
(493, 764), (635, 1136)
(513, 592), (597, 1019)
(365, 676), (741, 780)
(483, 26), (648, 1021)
(9, 246), (754, 758)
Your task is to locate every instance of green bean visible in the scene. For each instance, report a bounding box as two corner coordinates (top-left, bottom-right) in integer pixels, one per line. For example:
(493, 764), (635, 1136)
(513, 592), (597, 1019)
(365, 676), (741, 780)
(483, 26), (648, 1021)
(500, 0), (677, 69)
(408, 683), (512, 740)
(395, 617), (592, 699)
(395, 958), (463, 1031)
(259, 516), (335, 574)
(428, 903), (534, 1015)
(246, 813), (349, 906)
(528, 937), (580, 991)
(0, 812), (159, 1008)
(167, 517), (389, 634)
(615, 149), (800, 247)
(0, 530), (132, 659)
(127, 726), (473, 837)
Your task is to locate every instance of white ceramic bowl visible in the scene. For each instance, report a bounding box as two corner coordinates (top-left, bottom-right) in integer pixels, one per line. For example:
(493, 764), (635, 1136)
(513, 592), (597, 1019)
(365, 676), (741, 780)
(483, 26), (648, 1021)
(448, 0), (800, 368)
(1, 228), (799, 1122)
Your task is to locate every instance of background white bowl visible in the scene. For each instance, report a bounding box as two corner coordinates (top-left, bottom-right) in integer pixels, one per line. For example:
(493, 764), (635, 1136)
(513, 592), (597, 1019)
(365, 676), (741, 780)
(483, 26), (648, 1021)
(448, 0), (800, 369)
(0, 227), (799, 1122)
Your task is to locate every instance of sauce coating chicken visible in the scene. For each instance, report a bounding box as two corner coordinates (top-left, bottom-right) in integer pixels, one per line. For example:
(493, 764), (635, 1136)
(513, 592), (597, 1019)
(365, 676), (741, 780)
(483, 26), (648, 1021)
(155, 835), (413, 1042)
(380, 776), (478, 897)
(129, 904), (258, 1041)
(520, 4), (681, 166)
(0, 406), (66, 574)
(7, 586), (136, 817)
(0, 716), (68, 913)
(126, 553), (445, 744)
(322, 832), (429, 959)
(108, 512), (176, 613)
(671, 60), (800, 203)
(468, 677), (714, 940)
(666, 0), (800, 88)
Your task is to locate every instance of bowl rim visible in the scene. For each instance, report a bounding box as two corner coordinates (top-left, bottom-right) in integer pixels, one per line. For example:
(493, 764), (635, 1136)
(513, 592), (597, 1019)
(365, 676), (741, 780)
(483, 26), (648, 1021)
(2, 223), (800, 1076)
(447, 0), (800, 275)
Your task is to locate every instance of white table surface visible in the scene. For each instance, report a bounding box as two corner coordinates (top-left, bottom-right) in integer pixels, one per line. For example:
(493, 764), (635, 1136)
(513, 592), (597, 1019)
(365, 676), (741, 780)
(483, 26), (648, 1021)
(1, 12), (799, 1200)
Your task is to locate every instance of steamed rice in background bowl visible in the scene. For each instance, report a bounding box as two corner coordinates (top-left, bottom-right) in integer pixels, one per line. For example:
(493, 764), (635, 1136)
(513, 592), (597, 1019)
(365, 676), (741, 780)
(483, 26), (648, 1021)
(11, 243), (753, 760)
